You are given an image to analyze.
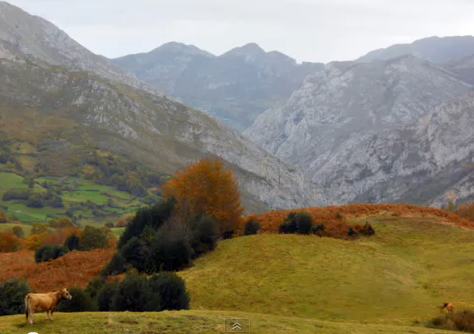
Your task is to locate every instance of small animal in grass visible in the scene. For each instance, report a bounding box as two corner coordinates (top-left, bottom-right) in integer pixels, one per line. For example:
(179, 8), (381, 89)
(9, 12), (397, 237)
(440, 302), (454, 314)
(25, 288), (72, 325)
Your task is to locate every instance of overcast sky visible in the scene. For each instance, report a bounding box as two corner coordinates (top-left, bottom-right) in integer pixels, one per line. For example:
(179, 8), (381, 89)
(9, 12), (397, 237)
(6, 0), (474, 63)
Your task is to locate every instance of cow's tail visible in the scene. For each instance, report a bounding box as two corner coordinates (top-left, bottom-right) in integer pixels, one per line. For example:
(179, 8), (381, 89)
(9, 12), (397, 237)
(25, 294), (30, 321)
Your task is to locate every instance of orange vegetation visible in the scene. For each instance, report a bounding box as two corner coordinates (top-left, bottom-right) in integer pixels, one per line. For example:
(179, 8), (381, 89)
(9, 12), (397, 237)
(243, 204), (474, 237)
(0, 249), (115, 292)
(163, 159), (244, 234)
(456, 203), (474, 222)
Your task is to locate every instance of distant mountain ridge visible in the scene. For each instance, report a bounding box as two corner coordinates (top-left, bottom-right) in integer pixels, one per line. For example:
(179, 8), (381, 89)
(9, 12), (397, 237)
(245, 54), (474, 207)
(0, 1), (316, 213)
(357, 36), (474, 64)
(0, 1), (159, 95)
(112, 42), (324, 131)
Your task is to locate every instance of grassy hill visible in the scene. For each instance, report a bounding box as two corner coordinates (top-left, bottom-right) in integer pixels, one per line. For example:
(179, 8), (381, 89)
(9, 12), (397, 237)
(0, 311), (461, 334)
(179, 214), (474, 325)
(1, 208), (474, 333)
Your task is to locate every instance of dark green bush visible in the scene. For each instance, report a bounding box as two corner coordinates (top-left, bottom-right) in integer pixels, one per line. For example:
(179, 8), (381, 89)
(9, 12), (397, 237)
(101, 253), (127, 277)
(105, 222), (114, 228)
(222, 230), (234, 239)
(149, 232), (192, 272)
(296, 213), (313, 235)
(2, 189), (30, 201)
(111, 274), (151, 312)
(97, 273), (189, 312)
(279, 212), (313, 234)
(47, 195), (64, 208)
(348, 227), (355, 237)
(118, 199), (175, 248)
(0, 280), (32, 316)
(121, 237), (147, 272)
(279, 212), (298, 234)
(35, 245), (69, 263)
(27, 193), (45, 208)
(85, 277), (106, 300)
(148, 272), (190, 311)
(97, 282), (118, 311)
(64, 234), (82, 251)
(244, 220), (261, 235)
(57, 287), (98, 312)
(191, 216), (219, 259)
(312, 224), (325, 236)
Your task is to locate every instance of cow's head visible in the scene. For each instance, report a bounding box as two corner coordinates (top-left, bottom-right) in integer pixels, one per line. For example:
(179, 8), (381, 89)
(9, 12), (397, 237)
(61, 288), (72, 300)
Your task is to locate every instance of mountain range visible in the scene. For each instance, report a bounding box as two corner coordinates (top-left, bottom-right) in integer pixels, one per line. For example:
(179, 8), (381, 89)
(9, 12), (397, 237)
(3, 0), (474, 210)
(357, 35), (474, 64)
(0, 1), (315, 214)
(246, 46), (474, 207)
(112, 42), (323, 131)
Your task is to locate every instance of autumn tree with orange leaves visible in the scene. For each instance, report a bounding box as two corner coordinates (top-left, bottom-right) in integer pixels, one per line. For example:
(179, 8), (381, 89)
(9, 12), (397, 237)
(163, 159), (244, 236)
(0, 232), (20, 252)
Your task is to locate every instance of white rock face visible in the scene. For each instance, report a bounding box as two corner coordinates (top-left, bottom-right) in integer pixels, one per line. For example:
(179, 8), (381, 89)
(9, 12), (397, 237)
(245, 56), (474, 207)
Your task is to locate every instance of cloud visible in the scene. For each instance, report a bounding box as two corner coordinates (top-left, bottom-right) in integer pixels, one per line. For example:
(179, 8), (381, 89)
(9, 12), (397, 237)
(5, 0), (474, 62)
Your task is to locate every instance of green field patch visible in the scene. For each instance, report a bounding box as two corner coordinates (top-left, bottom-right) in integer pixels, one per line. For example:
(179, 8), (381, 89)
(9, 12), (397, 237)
(62, 190), (109, 205)
(77, 184), (109, 192)
(35, 177), (60, 185)
(3, 202), (62, 222)
(108, 190), (133, 200)
(0, 223), (33, 236)
(0, 173), (29, 195)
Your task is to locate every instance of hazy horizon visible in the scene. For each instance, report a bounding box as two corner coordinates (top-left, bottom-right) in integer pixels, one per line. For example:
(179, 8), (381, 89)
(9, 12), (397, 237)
(4, 0), (474, 63)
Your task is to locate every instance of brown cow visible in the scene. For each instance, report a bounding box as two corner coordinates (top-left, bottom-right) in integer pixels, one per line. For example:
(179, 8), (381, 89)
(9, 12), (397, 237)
(25, 288), (72, 325)
(440, 302), (455, 314)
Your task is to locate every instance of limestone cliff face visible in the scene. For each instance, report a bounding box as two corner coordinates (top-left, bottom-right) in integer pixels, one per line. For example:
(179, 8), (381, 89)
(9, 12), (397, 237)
(246, 55), (474, 207)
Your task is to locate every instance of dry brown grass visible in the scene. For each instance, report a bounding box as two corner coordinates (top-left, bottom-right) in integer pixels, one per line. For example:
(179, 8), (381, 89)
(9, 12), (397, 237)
(242, 204), (474, 237)
(0, 249), (115, 292)
(456, 203), (474, 223)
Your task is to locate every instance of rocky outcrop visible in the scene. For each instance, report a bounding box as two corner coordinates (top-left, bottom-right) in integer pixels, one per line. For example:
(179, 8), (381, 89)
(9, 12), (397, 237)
(0, 1), (158, 95)
(245, 56), (474, 207)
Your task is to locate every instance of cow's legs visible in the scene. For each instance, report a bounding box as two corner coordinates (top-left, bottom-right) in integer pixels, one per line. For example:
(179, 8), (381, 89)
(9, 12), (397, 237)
(29, 311), (34, 325)
(50, 310), (54, 321)
(47, 311), (53, 321)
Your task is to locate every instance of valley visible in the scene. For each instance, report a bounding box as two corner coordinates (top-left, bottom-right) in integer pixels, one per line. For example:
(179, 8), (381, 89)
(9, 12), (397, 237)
(2, 1), (474, 333)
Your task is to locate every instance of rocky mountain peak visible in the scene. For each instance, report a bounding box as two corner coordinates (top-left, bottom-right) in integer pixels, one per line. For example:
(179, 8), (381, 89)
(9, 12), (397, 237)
(223, 42), (266, 58)
(150, 42), (214, 57)
(357, 35), (474, 64)
(0, 1), (158, 94)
